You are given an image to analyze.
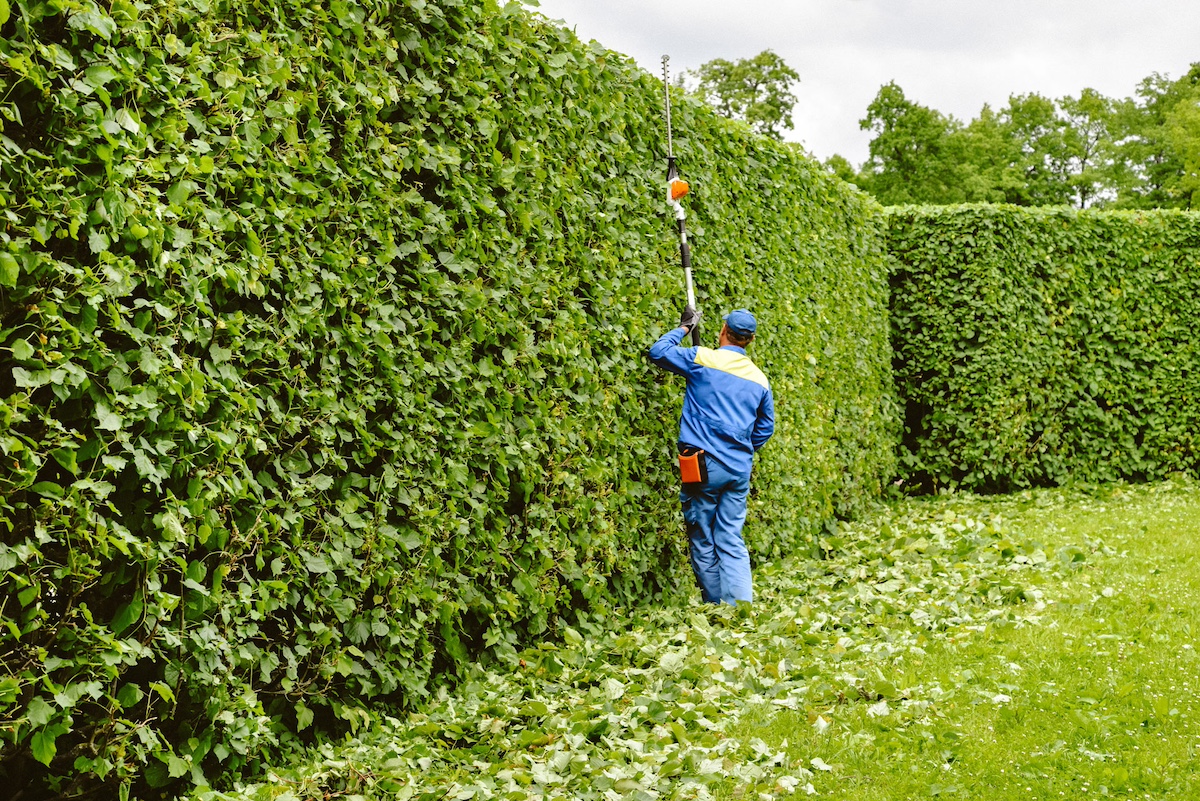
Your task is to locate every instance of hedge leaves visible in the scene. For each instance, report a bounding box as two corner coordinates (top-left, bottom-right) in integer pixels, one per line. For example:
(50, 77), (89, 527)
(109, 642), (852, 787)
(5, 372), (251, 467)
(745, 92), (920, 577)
(0, 0), (894, 795)
(889, 205), (1200, 492)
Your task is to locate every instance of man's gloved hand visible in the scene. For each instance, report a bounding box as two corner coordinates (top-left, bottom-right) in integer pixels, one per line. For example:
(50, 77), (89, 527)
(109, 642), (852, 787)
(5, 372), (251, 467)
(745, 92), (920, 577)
(679, 305), (701, 333)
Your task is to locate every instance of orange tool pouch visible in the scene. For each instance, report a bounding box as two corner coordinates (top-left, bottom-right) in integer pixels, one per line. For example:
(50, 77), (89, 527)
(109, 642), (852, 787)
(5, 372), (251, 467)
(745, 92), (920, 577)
(678, 447), (708, 486)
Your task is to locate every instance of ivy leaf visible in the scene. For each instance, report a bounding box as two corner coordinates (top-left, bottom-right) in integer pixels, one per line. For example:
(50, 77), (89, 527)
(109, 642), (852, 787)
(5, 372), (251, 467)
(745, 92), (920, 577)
(348, 618), (370, 644)
(296, 703), (314, 731)
(67, 8), (117, 40)
(31, 730), (57, 766)
(132, 450), (157, 480)
(116, 684), (144, 709)
(95, 402), (122, 431)
(50, 448), (79, 475)
(0, 252), (17, 287)
(512, 574), (535, 598)
(158, 512), (186, 542)
(166, 180), (196, 206)
(246, 229), (263, 257)
(171, 226), (193, 249)
(26, 697), (54, 727)
(80, 304), (98, 334)
(31, 482), (63, 499)
(302, 552), (330, 574)
(601, 677), (626, 701)
(111, 595), (143, 635)
(0, 678), (17, 707)
(83, 64), (118, 90)
(166, 754), (189, 778)
(11, 367), (36, 388)
(147, 682), (176, 705)
(113, 108), (139, 134)
(101, 454), (127, 471)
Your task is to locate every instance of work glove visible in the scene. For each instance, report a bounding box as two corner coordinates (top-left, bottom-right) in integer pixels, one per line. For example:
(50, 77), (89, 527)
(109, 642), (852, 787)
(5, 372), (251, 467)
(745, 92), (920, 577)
(679, 305), (701, 333)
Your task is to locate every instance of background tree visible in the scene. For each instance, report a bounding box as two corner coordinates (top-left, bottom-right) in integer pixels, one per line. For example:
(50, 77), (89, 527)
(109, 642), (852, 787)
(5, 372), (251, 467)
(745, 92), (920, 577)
(691, 50), (800, 140)
(1057, 88), (1116, 208)
(818, 65), (1198, 210)
(1108, 64), (1200, 208)
(998, 92), (1073, 206)
(1164, 84), (1200, 208)
(823, 153), (859, 184)
(955, 103), (1021, 204)
(855, 82), (967, 205)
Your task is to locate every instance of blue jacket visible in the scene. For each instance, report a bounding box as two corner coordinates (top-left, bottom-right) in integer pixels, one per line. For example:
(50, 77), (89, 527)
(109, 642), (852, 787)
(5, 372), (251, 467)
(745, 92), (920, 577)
(649, 327), (775, 474)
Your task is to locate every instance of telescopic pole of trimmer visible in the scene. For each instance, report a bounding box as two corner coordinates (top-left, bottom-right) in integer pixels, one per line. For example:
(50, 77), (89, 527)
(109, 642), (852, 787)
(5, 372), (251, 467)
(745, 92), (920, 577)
(662, 55), (700, 346)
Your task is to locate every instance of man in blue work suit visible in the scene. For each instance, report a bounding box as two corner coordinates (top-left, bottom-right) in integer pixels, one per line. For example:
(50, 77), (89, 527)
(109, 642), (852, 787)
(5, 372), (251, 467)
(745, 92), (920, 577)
(649, 308), (775, 604)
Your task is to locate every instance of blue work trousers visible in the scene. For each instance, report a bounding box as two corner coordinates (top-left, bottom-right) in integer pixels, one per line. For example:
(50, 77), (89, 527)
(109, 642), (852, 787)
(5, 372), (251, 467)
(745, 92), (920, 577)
(680, 453), (753, 604)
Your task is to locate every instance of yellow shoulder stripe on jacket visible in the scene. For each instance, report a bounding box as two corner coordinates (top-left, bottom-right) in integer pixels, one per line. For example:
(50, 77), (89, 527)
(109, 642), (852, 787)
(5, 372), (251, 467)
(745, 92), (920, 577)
(695, 347), (770, 389)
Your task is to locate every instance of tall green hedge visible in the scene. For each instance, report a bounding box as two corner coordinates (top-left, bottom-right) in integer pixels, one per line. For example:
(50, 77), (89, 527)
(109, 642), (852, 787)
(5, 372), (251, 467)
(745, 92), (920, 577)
(889, 204), (1200, 492)
(0, 0), (895, 794)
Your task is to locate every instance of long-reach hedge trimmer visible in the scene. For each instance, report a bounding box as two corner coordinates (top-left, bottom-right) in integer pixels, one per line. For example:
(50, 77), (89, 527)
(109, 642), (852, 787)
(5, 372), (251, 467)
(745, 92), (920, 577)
(661, 55), (700, 346)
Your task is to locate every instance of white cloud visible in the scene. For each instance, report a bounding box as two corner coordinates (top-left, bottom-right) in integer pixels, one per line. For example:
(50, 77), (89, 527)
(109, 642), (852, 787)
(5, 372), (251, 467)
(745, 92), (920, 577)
(530, 0), (1200, 164)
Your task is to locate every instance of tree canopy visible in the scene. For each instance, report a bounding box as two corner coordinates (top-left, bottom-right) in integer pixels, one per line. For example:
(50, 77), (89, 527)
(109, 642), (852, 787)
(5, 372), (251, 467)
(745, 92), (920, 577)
(690, 50), (800, 140)
(831, 64), (1200, 209)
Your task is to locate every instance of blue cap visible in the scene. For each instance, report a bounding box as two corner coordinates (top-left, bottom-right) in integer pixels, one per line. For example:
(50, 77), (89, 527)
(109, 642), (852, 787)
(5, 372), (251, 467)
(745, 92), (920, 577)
(723, 309), (757, 338)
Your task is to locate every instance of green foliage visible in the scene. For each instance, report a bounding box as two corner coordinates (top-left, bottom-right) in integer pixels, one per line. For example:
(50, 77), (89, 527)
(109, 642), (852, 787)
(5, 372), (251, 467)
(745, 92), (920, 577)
(0, 0), (894, 795)
(1109, 65), (1200, 210)
(846, 66), (1200, 210)
(690, 50), (800, 140)
(888, 205), (1200, 492)
(1057, 88), (1115, 208)
(857, 82), (969, 206)
(854, 84), (1094, 208)
(822, 153), (857, 184)
(994, 92), (1074, 206)
(1163, 84), (1200, 207)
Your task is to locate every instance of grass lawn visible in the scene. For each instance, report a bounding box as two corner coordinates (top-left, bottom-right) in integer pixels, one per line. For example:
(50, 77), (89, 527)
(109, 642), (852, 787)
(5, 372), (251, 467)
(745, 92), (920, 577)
(201, 480), (1200, 801)
(720, 481), (1200, 800)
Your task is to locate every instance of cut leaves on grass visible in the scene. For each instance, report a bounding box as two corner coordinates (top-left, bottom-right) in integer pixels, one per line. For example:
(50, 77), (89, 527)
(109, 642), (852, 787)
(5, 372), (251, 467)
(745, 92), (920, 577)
(190, 479), (1200, 800)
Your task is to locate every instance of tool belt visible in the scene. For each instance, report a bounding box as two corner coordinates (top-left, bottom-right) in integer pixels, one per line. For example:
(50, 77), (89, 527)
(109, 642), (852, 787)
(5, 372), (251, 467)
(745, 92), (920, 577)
(678, 445), (708, 486)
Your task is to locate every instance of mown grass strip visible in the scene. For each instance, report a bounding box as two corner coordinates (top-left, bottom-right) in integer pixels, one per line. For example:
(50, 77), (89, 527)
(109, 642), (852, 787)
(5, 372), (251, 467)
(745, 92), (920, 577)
(195, 480), (1200, 800)
(725, 480), (1200, 800)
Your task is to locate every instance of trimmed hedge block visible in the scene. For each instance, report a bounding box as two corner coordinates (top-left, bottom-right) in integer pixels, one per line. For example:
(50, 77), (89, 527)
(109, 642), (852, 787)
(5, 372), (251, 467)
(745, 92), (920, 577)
(0, 0), (895, 794)
(889, 204), (1200, 491)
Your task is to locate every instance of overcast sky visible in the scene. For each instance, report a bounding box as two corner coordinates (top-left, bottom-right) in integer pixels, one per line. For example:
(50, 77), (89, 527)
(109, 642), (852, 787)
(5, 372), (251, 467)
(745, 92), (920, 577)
(529, 0), (1200, 166)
